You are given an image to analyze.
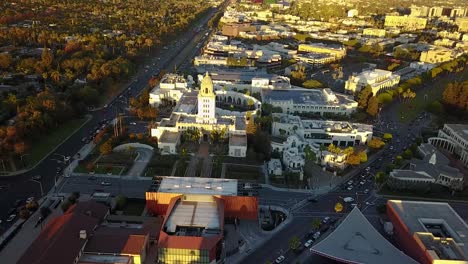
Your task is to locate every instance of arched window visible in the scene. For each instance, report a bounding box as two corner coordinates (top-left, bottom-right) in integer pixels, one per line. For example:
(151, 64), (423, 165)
(205, 88), (208, 94)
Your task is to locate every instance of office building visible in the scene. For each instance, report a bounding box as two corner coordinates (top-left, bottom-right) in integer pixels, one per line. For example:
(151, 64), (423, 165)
(262, 88), (358, 116)
(146, 177), (258, 264)
(384, 16), (427, 30)
(345, 69), (400, 95)
(297, 43), (346, 60)
(311, 207), (418, 264)
(387, 200), (468, 264)
(429, 123), (468, 167)
(388, 143), (464, 191)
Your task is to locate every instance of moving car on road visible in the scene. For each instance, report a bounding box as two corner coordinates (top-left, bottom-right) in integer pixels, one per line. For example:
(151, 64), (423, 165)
(275, 255), (285, 263)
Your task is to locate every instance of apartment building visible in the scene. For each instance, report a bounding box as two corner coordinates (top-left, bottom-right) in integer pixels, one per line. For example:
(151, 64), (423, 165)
(419, 47), (457, 63)
(345, 69), (401, 95)
(297, 43), (346, 59)
(363, 28), (386, 38)
(384, 16), (427, 30)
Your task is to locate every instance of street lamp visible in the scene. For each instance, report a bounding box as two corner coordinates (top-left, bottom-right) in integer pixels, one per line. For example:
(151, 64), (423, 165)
(20, 154), (30, 168)
(30, 179), (44, 197)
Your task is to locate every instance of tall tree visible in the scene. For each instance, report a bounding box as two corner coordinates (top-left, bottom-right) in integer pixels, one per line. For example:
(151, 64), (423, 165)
(357, 85), (372, 109)
(366, 96), (379, 117)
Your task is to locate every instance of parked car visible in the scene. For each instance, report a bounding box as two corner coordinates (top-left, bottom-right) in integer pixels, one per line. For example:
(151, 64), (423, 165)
(343, 197), (354, 203)
(304, 239), (313, 248)
(347, 186), (353, 191)
(365, 202), (375, 206)
(307, 197), (318, 203)
(26, 197), (35, 203)
(88, 176), (97, 180)
(322, 217), (330, 224)
(275, 255), (285, 263)
(32, 175), (42, 180)
(130, 122), (137, 125)
(313, 231), (321, 240)
(101, 181), (111, 186)
(364, 189), (369, 194)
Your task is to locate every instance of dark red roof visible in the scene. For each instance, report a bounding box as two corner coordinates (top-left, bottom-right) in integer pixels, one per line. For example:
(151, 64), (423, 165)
(85, 233), (147, 255)
(17, 201), (108, 264)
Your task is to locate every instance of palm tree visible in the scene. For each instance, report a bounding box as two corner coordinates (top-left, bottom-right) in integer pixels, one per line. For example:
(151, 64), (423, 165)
(42, 72), (48, 88)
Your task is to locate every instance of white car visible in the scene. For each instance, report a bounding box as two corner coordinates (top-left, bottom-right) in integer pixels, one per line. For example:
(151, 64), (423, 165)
(275, 255), (285, 263)
(101, 181), (112, 186)
(26, 197), (35, 203)
(322, 217), (330, 224)
(343, 197), (354, 203)
(304, 239), (313, 248)
(130, 122), (137, 125)
(313, 231), (321, 240)
(347, 186), (353, 191)
(6, 214), (16, 222)
(366, 202), (375, 206)
(364, 189), (369, 194)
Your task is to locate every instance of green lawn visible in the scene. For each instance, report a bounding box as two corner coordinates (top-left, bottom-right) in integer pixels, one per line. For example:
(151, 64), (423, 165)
(225, 165), (262, 181)
(397, 84), (445, 123)
(28, 118), (89, 168)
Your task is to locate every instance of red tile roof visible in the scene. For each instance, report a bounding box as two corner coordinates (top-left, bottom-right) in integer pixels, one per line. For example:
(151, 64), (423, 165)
(17, 201), (108, 264)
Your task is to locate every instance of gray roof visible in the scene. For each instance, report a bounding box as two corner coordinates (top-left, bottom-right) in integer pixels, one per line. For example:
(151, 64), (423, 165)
(311, 207), (418, 264)
(262, 88), (356, 106)
(387, 200), (468, 259)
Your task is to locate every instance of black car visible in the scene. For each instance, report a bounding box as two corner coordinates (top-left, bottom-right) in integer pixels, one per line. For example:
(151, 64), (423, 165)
(307, 197), (318, 203)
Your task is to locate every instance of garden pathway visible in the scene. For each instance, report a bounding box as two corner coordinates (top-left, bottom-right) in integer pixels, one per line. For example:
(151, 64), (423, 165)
(185, 143), (210, 178)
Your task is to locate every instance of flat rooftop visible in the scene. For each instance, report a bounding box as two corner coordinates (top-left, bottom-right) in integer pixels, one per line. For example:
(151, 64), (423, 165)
(165, 199), (221, 234)
(208, 69), (272, 83)
(263, 88), (356, 106)
(311, 207), (418, 264)
(157, 177), (238, 196)
(388, 200), (468, 258)
(229, 134), (247, 147)
(159, 131), (180, 144)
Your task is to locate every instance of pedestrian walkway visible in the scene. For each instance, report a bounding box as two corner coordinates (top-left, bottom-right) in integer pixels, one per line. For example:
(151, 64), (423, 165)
(126, 148), (153, 177)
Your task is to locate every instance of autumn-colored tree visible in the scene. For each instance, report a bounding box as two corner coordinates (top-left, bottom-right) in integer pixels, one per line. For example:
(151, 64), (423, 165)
(99, 140), (113, 155)
(148, 77), (158, 87)
(343, 146), (354, 156)
(383, 133), (393, 141)
(346, 153), (361, 166)
(358, 151), (367, 163)
(14, 142), (27, 155)
(366, 96), (379, 116)
(368, 138), (385, 149)
(86, 162), (95, 172)
(357, 85), (372, 109)
(246, 112), (257, 136)
(0, 53), (12, 69)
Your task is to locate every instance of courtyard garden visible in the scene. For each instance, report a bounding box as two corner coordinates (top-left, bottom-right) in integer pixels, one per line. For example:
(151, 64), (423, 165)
(224, 164), (263, 181)
(143, 154), (179, 177)
(74, 151), (136, 175)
